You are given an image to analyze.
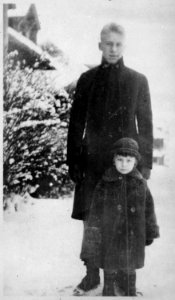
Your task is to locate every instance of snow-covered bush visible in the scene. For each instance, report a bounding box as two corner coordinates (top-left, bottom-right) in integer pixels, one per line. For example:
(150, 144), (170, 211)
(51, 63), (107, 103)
(3, 51), (74, 199)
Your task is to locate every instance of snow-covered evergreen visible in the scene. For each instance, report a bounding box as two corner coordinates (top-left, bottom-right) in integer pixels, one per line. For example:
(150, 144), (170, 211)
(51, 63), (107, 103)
(3, 52), (73, 200)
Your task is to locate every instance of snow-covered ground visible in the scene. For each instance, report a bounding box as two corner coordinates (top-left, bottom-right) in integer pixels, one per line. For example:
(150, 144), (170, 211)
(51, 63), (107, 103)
(3, 165), (175, 299)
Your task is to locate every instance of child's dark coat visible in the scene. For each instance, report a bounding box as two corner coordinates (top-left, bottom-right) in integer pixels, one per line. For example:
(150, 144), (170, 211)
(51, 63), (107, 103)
(81, 166), (159, 270)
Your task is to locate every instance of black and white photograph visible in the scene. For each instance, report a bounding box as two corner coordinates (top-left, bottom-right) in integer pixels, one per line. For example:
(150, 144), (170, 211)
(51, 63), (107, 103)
(1, 0), (175, 299)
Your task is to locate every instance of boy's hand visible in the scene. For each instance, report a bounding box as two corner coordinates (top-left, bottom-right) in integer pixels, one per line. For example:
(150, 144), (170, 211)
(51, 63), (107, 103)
(69, 164), (84, 183)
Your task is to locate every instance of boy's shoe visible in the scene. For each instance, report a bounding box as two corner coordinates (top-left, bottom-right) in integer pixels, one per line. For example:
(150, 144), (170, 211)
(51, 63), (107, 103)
(73, 275), (100, 296)
(136, 290), (143, 296)
(77, 273), (100, 290)
(73, 265), (100, 295)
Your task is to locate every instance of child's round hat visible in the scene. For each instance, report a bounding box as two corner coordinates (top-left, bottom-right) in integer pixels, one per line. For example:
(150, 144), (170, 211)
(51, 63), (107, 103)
(111, 137), (141, 161)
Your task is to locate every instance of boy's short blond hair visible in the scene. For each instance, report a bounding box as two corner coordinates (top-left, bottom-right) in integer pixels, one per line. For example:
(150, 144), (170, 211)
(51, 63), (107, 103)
(100, 23), (125, 41)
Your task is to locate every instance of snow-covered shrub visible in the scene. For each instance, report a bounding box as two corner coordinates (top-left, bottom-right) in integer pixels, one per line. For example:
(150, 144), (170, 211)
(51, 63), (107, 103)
(3, 51), (74, 199)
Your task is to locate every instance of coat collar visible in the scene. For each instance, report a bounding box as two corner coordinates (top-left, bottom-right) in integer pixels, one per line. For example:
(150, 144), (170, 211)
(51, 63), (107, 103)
(100, 56), (124, 70)
(102, 165), (143, 182)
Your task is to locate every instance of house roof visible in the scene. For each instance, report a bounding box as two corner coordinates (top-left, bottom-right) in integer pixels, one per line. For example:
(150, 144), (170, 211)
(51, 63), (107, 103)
(8, 4), (40, 30)
(7, 4), (16, 10)
(8, 27), (56, 70)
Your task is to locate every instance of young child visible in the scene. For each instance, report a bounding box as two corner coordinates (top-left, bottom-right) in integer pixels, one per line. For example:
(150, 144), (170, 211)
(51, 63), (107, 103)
(80, 137), (159, 296)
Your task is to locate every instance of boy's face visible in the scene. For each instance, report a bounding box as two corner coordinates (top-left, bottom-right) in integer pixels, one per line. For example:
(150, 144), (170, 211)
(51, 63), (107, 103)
(114, 155), (136, 174)
(99, 31), (125, 64)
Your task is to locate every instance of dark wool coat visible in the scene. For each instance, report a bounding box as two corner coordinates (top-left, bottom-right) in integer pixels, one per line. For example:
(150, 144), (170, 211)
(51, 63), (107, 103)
(80, 167), (159, 271)
(67, 57), (153, 220)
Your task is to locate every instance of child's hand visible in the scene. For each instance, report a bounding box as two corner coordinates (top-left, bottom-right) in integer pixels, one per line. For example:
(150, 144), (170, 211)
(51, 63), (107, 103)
(141, 167), (151, 180)
(145, 239), (153, 246)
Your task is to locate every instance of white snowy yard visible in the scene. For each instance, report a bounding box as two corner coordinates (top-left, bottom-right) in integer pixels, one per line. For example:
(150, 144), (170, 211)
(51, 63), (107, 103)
(3, 165), (175, 299)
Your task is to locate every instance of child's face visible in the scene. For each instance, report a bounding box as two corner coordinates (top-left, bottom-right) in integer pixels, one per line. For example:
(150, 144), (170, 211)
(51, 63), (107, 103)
(114, 155), (136, 174)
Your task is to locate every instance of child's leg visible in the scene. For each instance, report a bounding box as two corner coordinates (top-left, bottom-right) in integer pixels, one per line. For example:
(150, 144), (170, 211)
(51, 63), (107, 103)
(103, 270), (116, 296)
(116, 269), (136, 296)
(127, 270), (136, 296)
(115, 269), (127, 294)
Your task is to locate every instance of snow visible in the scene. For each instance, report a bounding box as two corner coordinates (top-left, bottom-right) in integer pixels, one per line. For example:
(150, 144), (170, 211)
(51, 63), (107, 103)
(3, 165), (175, 299)
(15, 119), (61, 130)
(43, 62), (88, 90)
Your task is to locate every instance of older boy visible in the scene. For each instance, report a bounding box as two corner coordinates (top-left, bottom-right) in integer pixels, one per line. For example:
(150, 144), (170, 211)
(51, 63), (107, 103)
(67, 23), (153, 293)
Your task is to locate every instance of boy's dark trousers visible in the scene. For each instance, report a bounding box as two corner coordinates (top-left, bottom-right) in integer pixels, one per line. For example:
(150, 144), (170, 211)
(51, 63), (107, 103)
(77, 221), (100, 291)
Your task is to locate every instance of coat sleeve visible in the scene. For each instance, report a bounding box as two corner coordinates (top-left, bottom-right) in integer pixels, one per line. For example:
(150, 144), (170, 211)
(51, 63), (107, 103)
(67, 73), (88, 171)
(145, 184), (160, 240)
(136, 75), (153, 169)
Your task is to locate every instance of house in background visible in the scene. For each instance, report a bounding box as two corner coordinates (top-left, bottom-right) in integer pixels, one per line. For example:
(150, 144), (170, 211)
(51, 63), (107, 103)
(8, 4), (40, 44)
(7, 4), (55, 70)
(4, 4), (88, 88)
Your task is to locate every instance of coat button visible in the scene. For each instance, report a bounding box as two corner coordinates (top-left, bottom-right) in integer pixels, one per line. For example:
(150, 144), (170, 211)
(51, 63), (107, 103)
(118, 176), (122, 180)
(130, 230), (134, 235)
(117, 204), (122, 211)
(130, 207), (136, 213)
